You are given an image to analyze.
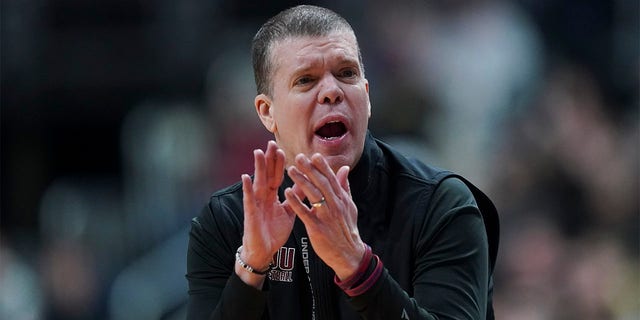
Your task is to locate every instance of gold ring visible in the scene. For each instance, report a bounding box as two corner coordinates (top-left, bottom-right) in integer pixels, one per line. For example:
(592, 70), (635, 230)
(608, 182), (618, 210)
(311, 197), (326, 208)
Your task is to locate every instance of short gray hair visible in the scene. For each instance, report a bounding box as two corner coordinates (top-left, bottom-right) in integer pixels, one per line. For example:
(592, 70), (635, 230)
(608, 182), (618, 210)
(251, 5), (363, 95)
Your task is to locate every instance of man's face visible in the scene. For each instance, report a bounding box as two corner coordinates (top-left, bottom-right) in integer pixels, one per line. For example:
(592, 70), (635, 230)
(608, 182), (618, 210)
(255, 30), (371, 173)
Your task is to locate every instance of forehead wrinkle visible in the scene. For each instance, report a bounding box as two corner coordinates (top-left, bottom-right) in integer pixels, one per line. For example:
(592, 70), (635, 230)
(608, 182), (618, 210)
(275, 31), (357, 60)
(285, 41), (358, 72)
(298, 35), (357, 58)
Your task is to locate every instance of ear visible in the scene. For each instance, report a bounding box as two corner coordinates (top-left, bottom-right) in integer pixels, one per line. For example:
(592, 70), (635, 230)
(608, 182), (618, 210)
(255, 93), (276, 133)
(365, 79), (371, 118)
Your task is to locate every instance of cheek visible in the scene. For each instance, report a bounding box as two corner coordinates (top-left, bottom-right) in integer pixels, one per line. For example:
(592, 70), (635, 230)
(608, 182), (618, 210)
(274, 107), (298, 129)
(352, 91), (371, 119)
(272, 103), (308, 137)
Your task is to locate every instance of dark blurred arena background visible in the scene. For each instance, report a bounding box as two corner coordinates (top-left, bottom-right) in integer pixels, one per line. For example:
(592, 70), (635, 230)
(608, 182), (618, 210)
(1, 0), (638, 319)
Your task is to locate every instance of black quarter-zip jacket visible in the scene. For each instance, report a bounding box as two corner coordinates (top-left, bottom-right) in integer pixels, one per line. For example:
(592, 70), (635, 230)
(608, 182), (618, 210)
(186, 132), (499, 320)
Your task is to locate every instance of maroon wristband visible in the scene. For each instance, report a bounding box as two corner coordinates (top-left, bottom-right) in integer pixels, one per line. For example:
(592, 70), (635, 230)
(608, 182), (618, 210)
(344, 254), (383, 297)
(334, 244), (372, 291)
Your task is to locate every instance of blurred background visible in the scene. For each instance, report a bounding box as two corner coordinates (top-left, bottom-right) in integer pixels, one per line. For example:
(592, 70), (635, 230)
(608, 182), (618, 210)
(1, 0), (638, 319)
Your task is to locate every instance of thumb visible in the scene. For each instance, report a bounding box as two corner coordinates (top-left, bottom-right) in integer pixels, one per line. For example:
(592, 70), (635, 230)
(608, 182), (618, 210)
(337, 165), (351, 195)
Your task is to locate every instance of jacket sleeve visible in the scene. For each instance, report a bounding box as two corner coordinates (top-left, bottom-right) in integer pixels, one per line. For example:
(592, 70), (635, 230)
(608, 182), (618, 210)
(185, 200), (268, 320)
(346, 177), (490, 320)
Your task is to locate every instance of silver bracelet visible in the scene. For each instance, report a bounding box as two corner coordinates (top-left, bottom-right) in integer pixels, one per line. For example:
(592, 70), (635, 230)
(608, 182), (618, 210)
(235, 246), (275, 275)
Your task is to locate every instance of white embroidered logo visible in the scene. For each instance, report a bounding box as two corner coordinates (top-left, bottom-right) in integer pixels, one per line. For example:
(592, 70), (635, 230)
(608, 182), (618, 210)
(268, 247), (295, 282)
(401, 308), (410, 319)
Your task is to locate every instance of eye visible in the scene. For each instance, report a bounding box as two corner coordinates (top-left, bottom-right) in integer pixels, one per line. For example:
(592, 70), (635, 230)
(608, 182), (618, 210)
(294, 75), (314, 86)
(338, 68), (358, 79)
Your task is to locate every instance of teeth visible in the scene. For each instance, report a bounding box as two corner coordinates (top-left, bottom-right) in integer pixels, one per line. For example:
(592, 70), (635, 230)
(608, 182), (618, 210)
(316, 120), (346, 140)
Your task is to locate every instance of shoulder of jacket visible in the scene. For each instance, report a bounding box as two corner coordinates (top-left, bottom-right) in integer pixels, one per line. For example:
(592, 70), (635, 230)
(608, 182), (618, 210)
(374, 138), (454, 186)
(373, 136), (500, 272)
(210, 180), (243, 199)
(205, 181), (245, 220)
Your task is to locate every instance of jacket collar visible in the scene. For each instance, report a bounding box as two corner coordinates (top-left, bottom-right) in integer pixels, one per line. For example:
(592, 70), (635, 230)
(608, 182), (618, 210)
(349, 131), (385, 201)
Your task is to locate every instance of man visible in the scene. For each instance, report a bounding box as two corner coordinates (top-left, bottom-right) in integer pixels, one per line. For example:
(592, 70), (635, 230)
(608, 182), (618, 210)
(186, 5), (499, 320)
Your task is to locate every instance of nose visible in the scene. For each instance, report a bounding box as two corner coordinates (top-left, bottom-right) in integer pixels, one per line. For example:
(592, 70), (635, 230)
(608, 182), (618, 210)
(317, 74), (343, 105)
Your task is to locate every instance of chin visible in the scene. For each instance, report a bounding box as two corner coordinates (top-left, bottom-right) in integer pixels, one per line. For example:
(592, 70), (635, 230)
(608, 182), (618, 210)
(324, 154), (355, 173)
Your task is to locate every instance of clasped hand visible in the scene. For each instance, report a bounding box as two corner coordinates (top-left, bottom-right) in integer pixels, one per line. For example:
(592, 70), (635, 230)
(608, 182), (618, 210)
(240, 141), (365, 282)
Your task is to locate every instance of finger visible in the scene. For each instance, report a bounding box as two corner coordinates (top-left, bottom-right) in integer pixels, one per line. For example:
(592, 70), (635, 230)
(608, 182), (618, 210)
(252, 149), (267, 192)
(271, 146), (286, 191)
(287, 165), (324, 204)
(265, 141), (281, 190)
(336, 165), (351, 196)
(296, 153), (342, 208)
(309, 153), (344, 198)
(265, 141), (276, 180)
(241, 174), (255, 217)
(293, 154), (334, 197)
(284, 187), (315, 223)
(281, 184), (305, 216)
(290, 182), (306, 200)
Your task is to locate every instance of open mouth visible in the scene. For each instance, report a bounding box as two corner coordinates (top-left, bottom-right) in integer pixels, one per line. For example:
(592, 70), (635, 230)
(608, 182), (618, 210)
(315, 121), (347, 140)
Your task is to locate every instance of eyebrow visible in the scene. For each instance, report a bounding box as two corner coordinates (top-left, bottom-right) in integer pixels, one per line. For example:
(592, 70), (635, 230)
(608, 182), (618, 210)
(290, 55), (360, 75)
